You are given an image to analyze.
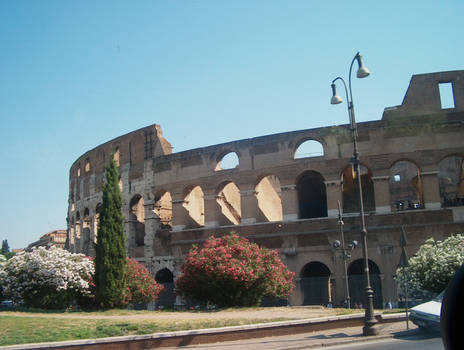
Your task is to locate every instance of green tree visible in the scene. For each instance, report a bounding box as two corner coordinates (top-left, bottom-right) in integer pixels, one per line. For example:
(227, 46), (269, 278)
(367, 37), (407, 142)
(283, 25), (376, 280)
(396, 234), (464, 296)
(1, 240), (9, 255)
(1, 240), (14, 259)
(94, 157), (127, 309)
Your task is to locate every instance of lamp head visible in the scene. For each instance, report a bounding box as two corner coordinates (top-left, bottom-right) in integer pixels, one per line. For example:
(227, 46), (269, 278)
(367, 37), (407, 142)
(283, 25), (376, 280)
(355, 53), (370, 78)
(331, 83), (343, 104)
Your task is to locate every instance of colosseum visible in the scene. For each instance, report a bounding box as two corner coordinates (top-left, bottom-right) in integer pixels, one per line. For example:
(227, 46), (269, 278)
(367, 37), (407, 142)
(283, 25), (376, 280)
(67, 70), (464, 308)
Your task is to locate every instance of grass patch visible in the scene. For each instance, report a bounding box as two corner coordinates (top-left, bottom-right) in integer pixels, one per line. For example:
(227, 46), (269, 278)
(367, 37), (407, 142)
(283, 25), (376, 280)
(0, 315), (289, 346)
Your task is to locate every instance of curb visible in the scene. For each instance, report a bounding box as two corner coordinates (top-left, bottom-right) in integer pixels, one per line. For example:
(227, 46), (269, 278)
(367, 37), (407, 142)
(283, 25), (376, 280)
(0, 313), (407, 350)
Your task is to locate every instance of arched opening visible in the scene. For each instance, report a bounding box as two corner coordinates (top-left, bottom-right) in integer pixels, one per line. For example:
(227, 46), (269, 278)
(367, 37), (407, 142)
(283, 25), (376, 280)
(217, 182), (241, 225)
(438, 155), (464, 207)
(154, 190), (172, 229)
(255, 175), (283, 222)
(294, 139), (324, 159)
(94, 203), (101, 243)
(113, 147), (120, 167)
(215, 152), (239, 171)
(297, 171), (327, 219)
(82, 208), (91, 255)
(300, 262), (331, 305)
(341, 164), (375, 213)
(389, 160), (424, 211)
(348, 259), (383, 309)
(75, 211), (81, 239)
(129, 195), (145, 248)
(183, 185), (205, 227)
(155, 268), (175, 308)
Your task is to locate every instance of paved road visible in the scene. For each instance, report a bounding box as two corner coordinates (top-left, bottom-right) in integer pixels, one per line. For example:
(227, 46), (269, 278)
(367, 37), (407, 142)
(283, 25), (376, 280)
(327, 333), (443, 350)
(156, 322), (433, 350)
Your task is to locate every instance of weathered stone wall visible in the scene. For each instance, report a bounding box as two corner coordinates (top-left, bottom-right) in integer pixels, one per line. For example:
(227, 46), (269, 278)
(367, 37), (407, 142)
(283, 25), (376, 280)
(67, 70), (464, 308)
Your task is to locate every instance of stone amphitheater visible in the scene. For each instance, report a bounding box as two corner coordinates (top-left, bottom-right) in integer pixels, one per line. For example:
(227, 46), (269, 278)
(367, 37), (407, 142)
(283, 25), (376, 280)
(67, 70), (464, 308)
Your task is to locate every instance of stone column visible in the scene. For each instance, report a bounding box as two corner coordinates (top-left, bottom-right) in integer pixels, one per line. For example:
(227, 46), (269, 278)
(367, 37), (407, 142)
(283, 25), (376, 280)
(325, 180), (342, 218)
(281, 184), (298, 221)
(144, 198), (160, 258)
(372, 175), (391, 214)
(203, 190), (220, 228)
(171, 194), (188, 231)
(240, 185), (258, 225)
(422, 171), (441, 209)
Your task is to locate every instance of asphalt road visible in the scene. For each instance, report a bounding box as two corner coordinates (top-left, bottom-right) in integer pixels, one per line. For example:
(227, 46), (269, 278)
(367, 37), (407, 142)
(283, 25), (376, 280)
(325, 333), (443, 350)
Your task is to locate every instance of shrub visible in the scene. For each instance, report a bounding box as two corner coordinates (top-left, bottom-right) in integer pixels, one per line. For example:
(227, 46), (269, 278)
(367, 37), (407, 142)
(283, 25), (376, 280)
(396, 234), (464, 296)
(0, 247), (94, 309)
(124, 258), (164, 306)
(176, 233), (294, 307)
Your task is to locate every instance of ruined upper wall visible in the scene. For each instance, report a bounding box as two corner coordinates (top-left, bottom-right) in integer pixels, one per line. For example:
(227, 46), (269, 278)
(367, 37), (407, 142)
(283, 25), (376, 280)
(69, 124), (172, 182)
(383, 70), (464, 119)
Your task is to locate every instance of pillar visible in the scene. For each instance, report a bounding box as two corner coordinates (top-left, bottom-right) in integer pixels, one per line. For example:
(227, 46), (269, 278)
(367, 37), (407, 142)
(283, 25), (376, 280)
(171, 193), (188, 231)
(372, 175), (391, 214)
(144, 198), (160, 258)
(325, 180), (342, 218)
(240, 185), (258, 225)
(422, 171), (441, 209)
(281, 184), (298, 221)
(203, 190), (220, 228)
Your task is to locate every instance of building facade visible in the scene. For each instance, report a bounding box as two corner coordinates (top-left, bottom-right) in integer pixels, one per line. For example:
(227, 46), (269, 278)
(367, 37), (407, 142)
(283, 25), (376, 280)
(67, 70), (464, 308)
(28, 230), (67, 249)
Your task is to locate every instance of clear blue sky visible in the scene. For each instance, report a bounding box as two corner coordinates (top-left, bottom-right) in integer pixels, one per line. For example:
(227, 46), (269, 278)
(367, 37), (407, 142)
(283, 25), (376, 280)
(0, 1), (462, 249)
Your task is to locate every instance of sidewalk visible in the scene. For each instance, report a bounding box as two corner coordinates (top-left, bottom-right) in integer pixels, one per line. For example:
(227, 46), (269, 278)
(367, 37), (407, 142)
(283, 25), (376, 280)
(158, 320), (418, 350)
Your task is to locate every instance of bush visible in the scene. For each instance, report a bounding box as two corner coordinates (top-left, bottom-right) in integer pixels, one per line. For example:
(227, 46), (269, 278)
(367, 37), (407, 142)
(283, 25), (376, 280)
(0, 247), (94, 309)
(396, 234), (464, 296)
(176, 233), (294, 307)
(124, 258), (164, 306)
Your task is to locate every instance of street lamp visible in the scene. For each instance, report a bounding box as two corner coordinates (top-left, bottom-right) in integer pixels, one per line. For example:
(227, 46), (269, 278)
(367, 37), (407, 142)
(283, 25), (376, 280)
(330, 52), (378, 336)
(332, 200), (357, 309)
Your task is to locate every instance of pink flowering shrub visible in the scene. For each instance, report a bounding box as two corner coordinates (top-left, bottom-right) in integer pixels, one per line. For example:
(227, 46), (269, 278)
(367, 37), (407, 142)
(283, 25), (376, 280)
(176, 233), (295, 307)
(123, 258), (164, 306)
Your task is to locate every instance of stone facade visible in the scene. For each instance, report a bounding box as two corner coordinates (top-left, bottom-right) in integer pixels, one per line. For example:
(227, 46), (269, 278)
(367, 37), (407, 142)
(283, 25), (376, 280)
(67, 70), (464, 308)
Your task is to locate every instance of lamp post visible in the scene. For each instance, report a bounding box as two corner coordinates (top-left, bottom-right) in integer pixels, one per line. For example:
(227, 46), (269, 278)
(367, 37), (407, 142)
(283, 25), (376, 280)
(332, 200), (357, 309)
(330, 52), (378, 336)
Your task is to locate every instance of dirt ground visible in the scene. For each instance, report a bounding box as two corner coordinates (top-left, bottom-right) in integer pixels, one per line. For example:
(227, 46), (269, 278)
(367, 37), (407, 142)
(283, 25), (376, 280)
(2, 306), (347, 321)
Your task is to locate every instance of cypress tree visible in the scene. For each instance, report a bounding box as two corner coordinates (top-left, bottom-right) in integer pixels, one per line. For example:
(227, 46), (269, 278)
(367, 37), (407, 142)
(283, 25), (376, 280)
(94, 156), (127, 309)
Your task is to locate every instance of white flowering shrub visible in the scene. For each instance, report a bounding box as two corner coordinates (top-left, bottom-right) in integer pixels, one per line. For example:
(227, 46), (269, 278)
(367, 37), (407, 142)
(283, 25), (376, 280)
(396, 234), (464, 296)
(0, 246), (94, 309)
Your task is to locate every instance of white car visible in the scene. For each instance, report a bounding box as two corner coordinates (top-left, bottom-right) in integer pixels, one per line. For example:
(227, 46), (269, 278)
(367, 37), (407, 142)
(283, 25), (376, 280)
(409, 291), (444, 332)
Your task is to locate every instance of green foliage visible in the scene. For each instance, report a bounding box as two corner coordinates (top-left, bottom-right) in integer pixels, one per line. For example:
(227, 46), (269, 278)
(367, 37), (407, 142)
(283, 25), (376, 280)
(176, 233), (295, 307)
(1, 240), (14, 260)
(94, 157), (127, 309)
(395, 234), (464, 295)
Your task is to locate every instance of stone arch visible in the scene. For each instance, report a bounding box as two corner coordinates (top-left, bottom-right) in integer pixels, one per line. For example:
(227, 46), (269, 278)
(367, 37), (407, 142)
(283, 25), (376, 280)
(294, 139), (324, 159)
(129, 194), (145, 247)
(389, 160), (424, 211)
(216, 181), (242, 225)
(438, 155), (464, 207)
(154, 190), (173, 229)
(113, 147), (120, 167)
(183, 185), (205, 227)
(75, 211), (81, 239)
(155, 268), (175, 308)
(81, 208), (91, 255)
(341, 164), (375, 213)
(296, 171), (327, 219)
(348, 259), (383, 309)
(215, 151), (240, 171)
(300, 262), (331, 305)
(255, 175), (283, 222)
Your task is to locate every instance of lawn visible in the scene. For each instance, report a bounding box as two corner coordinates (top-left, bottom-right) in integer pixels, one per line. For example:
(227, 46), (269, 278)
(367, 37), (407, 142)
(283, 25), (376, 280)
(0, 313), (288, 346)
